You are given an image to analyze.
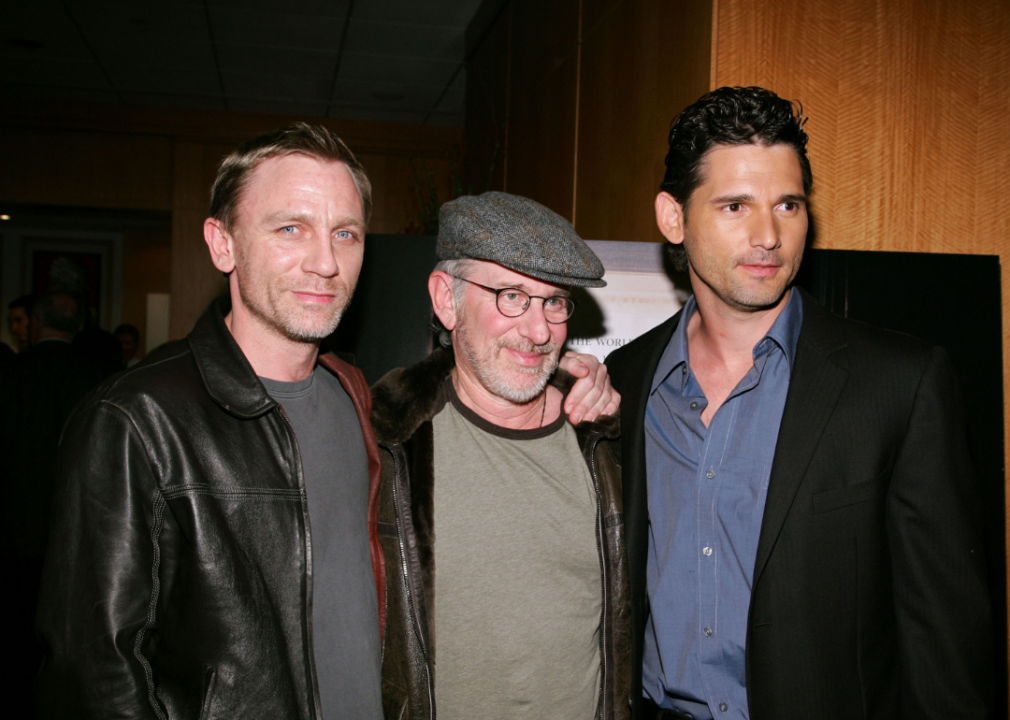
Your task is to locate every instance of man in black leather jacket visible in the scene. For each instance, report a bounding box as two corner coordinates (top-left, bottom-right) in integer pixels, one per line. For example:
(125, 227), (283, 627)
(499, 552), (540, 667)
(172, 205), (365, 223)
(35, 124), (387, 720)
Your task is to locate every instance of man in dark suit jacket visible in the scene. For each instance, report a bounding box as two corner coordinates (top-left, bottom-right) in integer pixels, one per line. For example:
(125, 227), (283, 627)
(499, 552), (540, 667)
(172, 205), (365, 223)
(606, 86), (992, 720)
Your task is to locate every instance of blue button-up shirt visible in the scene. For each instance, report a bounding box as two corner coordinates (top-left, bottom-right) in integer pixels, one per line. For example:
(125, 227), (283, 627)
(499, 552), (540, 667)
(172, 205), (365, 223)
(642, 290), (802, 719)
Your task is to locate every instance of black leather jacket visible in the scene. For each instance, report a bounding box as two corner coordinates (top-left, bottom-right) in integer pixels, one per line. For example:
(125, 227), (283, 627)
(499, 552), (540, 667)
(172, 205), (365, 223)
(370, 348), (632, 720)
(35, 297), (385, 719)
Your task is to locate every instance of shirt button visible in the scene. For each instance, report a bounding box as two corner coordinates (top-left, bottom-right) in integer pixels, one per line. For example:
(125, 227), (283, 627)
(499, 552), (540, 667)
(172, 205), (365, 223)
(703, 546), (713, 556)
(690, 401), (699, 409)
(705, 470), (715, 479)
(719, 703), (728, 712)
(703, 627), (713, 637)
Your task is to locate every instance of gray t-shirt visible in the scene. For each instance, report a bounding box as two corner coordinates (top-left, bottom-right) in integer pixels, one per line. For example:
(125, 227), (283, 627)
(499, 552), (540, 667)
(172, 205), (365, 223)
(432, 383), (602, 719)
(261, 365), (381, 720)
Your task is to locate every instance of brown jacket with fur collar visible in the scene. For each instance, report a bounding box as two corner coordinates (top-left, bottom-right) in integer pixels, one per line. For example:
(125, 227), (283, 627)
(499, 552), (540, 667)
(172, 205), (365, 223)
(371, 347), (631, 720)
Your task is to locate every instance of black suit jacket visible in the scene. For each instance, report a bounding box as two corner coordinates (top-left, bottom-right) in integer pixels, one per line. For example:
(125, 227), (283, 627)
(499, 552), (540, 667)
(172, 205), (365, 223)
(607, 289), (992, 720)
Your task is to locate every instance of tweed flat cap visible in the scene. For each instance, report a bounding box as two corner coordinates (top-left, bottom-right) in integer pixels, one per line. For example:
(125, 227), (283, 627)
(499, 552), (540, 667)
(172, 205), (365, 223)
(437, 191), (606, 288)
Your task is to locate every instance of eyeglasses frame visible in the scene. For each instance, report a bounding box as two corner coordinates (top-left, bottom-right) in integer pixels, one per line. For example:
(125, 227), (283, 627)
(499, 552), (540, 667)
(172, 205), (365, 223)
(452, 276), (577, 324)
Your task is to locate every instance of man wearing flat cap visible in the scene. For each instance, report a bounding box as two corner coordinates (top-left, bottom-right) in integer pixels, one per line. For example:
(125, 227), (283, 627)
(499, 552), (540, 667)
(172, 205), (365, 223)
(373, 191), (630, 720)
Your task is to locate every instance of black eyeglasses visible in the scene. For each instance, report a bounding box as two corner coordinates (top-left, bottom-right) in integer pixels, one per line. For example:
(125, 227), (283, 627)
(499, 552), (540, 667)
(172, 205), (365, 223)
(454, 277), (576, 323)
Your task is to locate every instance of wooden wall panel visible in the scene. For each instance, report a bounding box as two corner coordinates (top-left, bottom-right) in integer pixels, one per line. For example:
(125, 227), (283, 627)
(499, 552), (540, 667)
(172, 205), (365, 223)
(576, 0), (712, 241)
(121, 228), (171, 358)
(359, 152), (453, 234)
(505, 0), (582, 219)
(713, 0), (1001, 257)
(465, 2), (511, 194)
(169, 140), (231, 340)
(0, 127), (174, 211)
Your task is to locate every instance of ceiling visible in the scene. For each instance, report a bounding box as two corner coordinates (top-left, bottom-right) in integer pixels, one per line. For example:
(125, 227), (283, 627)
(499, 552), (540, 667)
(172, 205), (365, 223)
(1, 0), (486, 126)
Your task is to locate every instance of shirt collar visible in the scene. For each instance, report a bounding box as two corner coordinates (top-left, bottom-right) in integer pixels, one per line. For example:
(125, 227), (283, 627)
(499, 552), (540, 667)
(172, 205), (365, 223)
(650, 295), (697, 395)
(757, 287), (803, 369)
(650, 287), (804, 395)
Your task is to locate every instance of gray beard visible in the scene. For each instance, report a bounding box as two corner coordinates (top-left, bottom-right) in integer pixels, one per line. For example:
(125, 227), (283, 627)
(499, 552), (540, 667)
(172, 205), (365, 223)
(456, 321), (560, 405)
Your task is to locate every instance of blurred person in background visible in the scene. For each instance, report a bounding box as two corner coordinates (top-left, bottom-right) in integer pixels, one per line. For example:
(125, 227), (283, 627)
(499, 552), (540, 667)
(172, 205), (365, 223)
(114, 323), (141, 366)
(7, 294), (35, 353)
(1, 291), (112, 719)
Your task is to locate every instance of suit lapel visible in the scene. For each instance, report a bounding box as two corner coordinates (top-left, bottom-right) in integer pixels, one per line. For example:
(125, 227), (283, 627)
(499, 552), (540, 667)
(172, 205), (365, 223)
(611, 313), (682, 599)
(753, 296), (850, 587)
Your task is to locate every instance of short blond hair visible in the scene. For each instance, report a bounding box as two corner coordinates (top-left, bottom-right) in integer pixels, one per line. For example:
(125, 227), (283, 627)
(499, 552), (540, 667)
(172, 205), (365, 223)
(210, 122), (372, 231)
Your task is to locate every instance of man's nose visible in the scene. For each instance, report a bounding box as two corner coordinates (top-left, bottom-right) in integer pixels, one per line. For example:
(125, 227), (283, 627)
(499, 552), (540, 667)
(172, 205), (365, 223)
(517, 300), (553, 346)
(303, 235), (339, 277)
(749, 209), (781, 250)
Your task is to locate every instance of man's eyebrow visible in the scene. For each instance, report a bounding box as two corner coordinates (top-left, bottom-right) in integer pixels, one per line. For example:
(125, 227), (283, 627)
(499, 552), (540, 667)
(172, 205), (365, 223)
(262, 211), (366, 230)
(707, 193), (808, 205)
(709, 194), (754, 204)
(262, 211), (310, 225)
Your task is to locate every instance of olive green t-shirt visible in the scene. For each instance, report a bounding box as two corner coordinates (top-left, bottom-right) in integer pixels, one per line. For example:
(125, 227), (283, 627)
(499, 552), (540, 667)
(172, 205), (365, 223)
(432, 382), (601, 720)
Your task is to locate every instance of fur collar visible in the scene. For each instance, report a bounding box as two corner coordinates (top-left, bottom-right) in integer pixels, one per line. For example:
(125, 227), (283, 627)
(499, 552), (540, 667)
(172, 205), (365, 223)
(370, 346), (620, 446)
(370, 347), (456, 445)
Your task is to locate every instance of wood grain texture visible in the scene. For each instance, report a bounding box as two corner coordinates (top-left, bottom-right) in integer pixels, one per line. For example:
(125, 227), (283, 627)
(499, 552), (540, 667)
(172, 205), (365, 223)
(0, 127), (174, 211)
(575, 0), (713, 241)
(465, 1), (511, 194)
(169, 141), (230, 340)
(504, 0), (582, 219)
(122, 228), (171, 359)
(714, 0), (1010, 684)
(0, 98), (458, 157)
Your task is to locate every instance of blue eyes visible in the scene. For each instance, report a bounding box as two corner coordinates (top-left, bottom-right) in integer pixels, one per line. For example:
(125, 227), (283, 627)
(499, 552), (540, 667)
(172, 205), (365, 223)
(277, 227), (357, 241)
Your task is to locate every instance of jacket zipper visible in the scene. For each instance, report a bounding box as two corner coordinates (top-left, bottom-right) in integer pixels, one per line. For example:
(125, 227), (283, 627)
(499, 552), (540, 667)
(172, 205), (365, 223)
(388, 444), (436, 720)
(277, 406), (321, 720)
(587, 432), (609, 720)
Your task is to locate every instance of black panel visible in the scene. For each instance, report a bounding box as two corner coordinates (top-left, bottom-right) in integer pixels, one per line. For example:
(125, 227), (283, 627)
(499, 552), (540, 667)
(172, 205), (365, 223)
(798, 249), (1006, 717)
(326, 234), (438, 385)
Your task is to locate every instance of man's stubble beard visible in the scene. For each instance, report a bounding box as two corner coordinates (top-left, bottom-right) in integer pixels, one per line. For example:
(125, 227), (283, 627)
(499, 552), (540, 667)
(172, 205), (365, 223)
(234, 257), (355, 344)
(454, 313), (560, 405)
(685, 242), (800, 313)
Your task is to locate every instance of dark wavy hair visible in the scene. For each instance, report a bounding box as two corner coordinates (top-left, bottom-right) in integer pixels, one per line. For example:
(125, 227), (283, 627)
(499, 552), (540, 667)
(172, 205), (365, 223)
(661, 86), (811, 269)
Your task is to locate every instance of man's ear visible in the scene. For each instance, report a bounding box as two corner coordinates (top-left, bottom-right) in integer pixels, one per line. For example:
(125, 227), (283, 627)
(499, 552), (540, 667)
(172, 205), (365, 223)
(428, 271), (459, 332)
(655, 192), (686, 246)
(204, 218), (236, 273)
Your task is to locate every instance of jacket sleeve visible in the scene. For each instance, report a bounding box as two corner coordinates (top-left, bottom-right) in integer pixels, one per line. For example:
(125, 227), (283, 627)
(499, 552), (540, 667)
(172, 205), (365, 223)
(887, 346), (993, 718)
(36, 399), (166, 720)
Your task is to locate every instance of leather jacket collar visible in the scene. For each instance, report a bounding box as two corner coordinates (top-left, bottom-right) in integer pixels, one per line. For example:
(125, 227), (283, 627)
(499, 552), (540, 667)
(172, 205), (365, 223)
(187, 295), (277, 419)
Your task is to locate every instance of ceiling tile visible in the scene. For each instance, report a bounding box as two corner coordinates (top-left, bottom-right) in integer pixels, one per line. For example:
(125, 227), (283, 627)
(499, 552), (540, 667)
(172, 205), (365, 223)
(222, 71), (331, 102)
(108, 66), (222, 95)
(342, 19), (463, 59)
(209, 0), (351, 18)
(324, 104), (428, 125)
(3, 0), (95, 60)
(120, 91), (226, 111)
(338, 51), (457, 87)
(215, 43), (338, 76)
(0, 81), (122, 106)
(423, 110), (464, 128)
(330, 78), (441, 112)
(226, 97), (329, 117)
(353, 0), (485, 28)
(0, 55), (113, 89)
(1, 0), (482, 127)
(66, 1), (216, 73)
(208, 5), (346, 52)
